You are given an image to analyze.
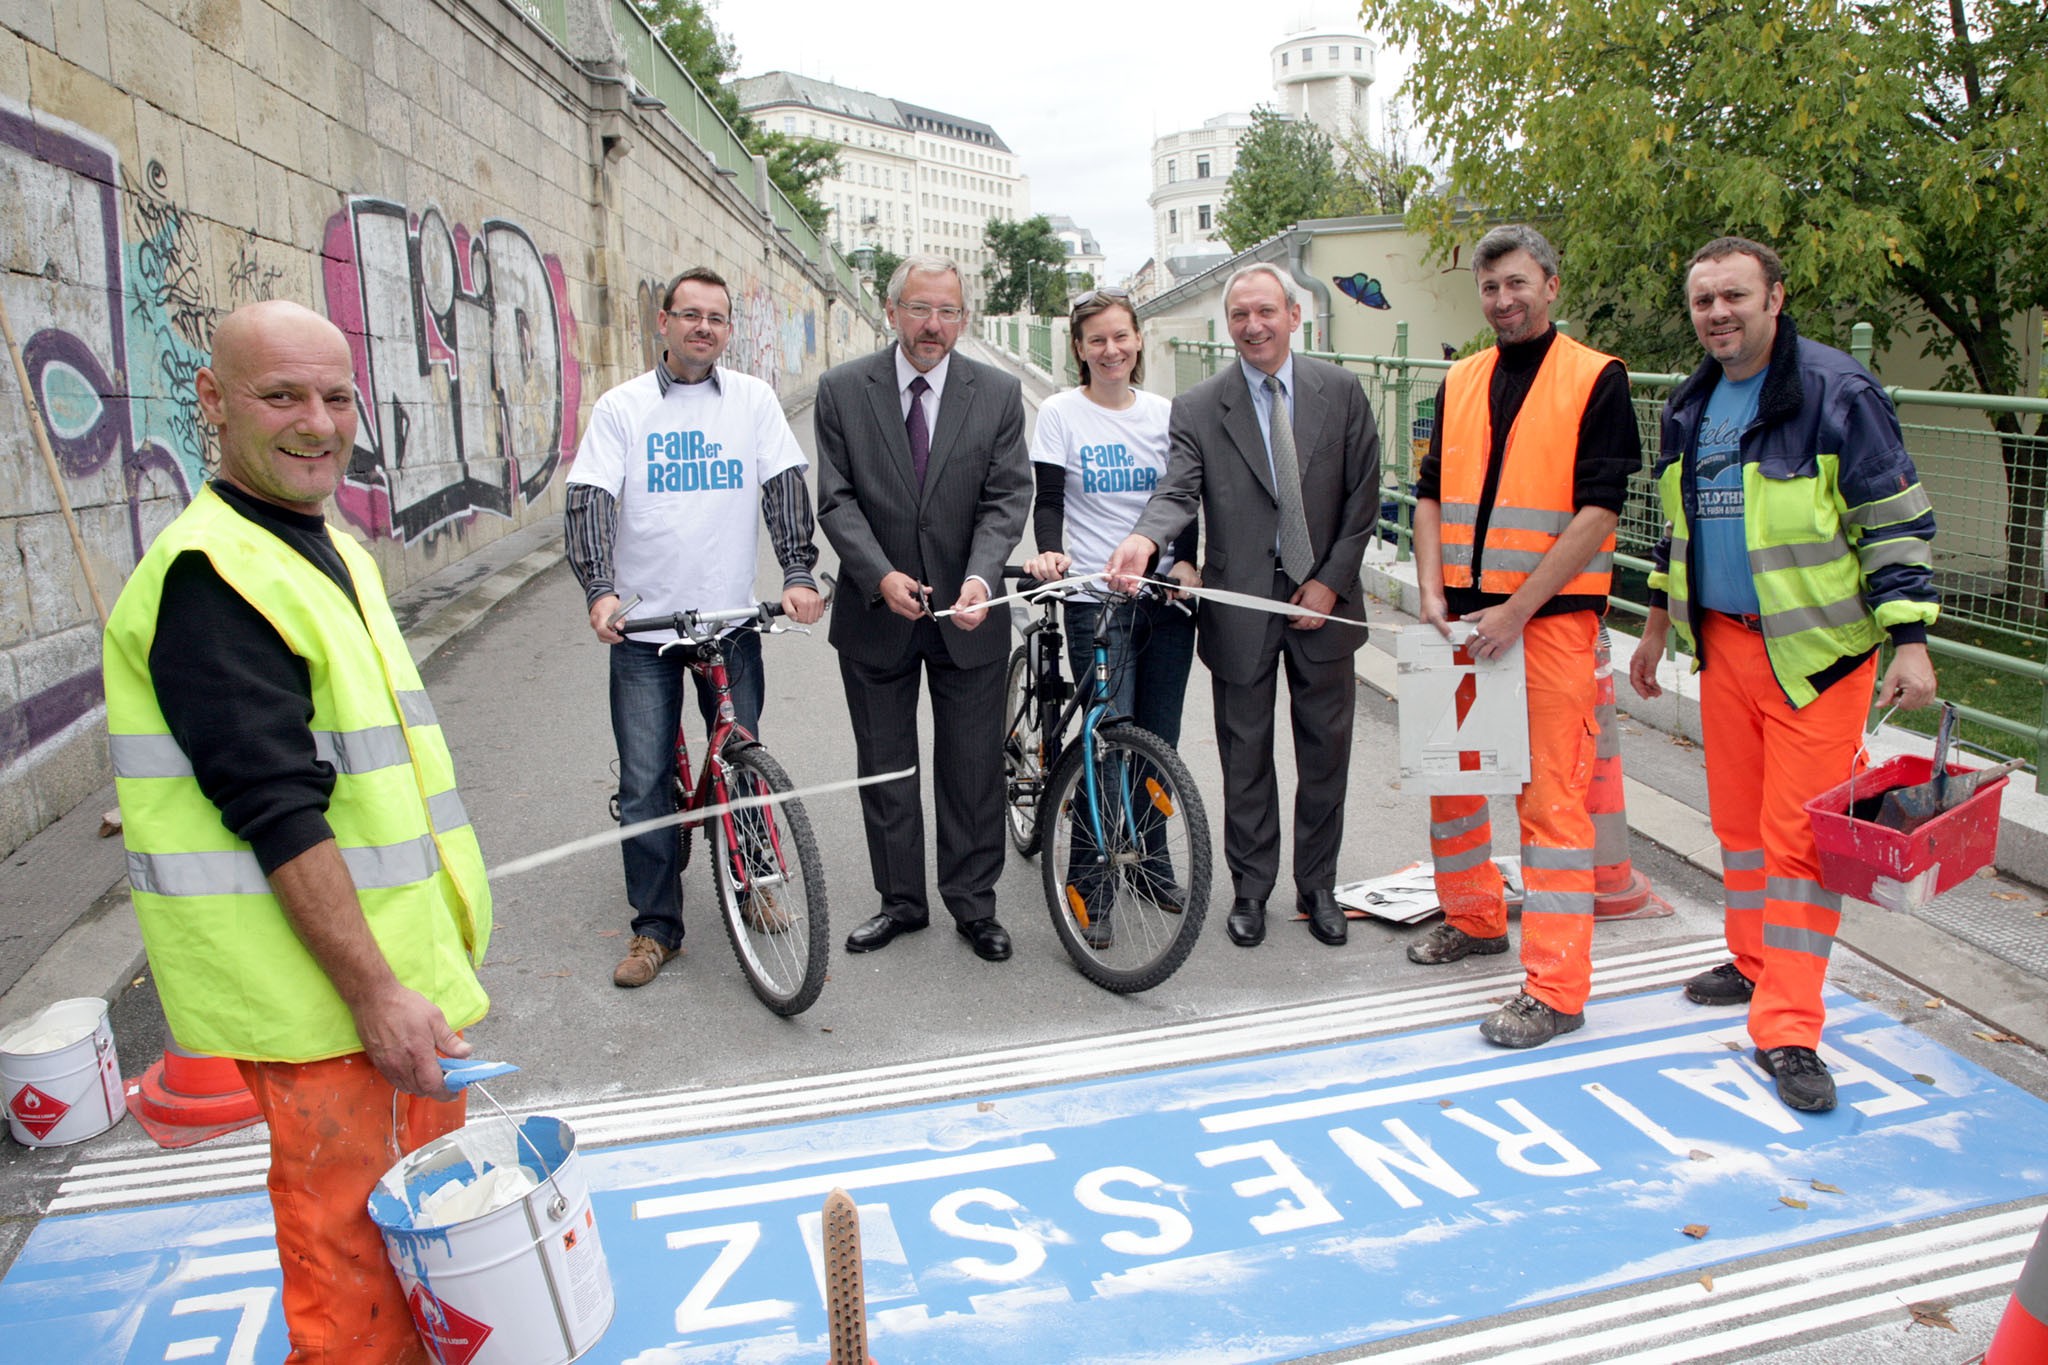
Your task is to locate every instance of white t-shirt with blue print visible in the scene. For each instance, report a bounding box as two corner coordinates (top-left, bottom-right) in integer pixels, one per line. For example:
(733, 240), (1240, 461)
(1031, 387), (1175, 598)
(1693, 368), (1766, 617)
(568, 365), (805, 634)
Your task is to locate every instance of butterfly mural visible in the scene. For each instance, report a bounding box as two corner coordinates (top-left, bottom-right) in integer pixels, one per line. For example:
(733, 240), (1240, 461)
(1334, 272), (1390, 309)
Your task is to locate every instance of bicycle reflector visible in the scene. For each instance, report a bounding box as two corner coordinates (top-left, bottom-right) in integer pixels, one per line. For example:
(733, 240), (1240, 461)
(1065, 884), (1092, 928)
(1146, 778), (1175, 817)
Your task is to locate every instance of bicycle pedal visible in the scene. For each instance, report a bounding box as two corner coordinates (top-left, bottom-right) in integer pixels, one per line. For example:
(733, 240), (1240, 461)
(822, 1188), (869, 1365)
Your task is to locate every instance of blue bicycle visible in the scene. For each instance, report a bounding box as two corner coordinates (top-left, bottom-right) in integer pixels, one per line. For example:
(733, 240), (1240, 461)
(1002, 569), (1211, 992)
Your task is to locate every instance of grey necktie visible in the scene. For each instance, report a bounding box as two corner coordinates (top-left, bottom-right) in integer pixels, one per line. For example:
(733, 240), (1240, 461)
(1262, 373), (1315, 583)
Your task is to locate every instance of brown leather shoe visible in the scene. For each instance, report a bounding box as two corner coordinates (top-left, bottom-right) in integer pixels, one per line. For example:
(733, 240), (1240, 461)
(741, 887), (791, 934)
(613, 934), (678, 987)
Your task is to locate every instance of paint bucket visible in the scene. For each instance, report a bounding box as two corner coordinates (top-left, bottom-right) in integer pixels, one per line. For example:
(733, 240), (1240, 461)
(369, 1113), (614, 1364)
(1805, 754), (2007, 910)
(0, 997), (126, 1146)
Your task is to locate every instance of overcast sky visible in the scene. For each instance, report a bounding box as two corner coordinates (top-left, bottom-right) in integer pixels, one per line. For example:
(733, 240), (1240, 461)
(712, 0), (1411, 281)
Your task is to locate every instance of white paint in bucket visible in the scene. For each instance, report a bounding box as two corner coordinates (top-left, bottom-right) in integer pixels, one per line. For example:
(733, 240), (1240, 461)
(0, 997), (125, 1147)
(369, 1114), (614, 1364)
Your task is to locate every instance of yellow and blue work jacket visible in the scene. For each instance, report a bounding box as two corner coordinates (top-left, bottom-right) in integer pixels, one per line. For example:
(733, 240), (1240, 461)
(103, 486), (490, 1062)
(1647, 314), (1939, 708)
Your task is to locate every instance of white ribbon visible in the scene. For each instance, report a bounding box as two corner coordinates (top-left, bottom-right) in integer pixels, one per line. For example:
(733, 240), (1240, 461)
(490, 767), (916, 878)
(932, 572), (1407, 632)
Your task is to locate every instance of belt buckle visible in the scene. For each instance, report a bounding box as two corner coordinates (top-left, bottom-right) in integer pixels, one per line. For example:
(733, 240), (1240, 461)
(1737, 613), (1764, 634)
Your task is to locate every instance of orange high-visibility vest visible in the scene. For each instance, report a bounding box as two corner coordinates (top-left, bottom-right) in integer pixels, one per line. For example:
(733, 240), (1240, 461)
(1438, 333), (1617, 598)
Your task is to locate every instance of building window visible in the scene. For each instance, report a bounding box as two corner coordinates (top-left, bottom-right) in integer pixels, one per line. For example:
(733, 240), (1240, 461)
(1168, 209), (1178, 234)
(1281, 51), (1288, 68)
(783, 116), (795, 134)
(1198, 204), (1212, 230)
(1355, 45), (1364, 60)
(1167, 158), (1177, 183)
(1196, 155), (1210, 178)
(1330, 45), (1340, 60)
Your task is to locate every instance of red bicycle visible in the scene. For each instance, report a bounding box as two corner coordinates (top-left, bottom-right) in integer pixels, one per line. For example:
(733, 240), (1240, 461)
(615, 602), (829, 1015)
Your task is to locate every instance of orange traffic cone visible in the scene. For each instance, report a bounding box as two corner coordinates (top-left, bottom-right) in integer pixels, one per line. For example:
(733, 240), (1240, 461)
(1591, 625), (1667, 919)
(1987, 1210), (2048, 1362)
(127, 1041), (263, 1148)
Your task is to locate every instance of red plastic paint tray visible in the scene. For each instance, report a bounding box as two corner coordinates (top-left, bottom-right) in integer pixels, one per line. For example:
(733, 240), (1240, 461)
(1804, 754), (2008, 905)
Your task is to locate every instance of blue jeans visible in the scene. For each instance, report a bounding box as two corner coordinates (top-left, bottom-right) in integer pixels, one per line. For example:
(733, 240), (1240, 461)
(1060, 597), (1196, 907)
(609, 630), (764, 948)
(1061, 596), (1195, 747)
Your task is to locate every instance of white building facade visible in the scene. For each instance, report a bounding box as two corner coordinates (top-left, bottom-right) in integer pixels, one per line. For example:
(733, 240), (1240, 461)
(736, 73), (1030, 312)
(1145, 20), (1377, 287)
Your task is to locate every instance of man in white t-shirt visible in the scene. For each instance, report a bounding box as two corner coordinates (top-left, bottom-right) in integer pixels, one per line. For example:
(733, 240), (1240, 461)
(566, 266), (825, 988)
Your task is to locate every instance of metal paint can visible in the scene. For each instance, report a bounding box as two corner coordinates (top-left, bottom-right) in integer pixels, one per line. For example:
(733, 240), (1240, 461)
(0, 997), (126, 1147)
(369, 1114), (615, 1364)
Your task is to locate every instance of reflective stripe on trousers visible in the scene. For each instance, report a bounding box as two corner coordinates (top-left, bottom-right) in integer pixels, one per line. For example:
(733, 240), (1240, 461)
(1699, 611), (1874, 1050)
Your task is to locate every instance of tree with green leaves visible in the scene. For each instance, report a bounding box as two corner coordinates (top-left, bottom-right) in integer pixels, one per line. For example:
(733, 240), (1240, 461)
(866, 247), (905, 293)
(1362, 0), (2048, 598)
(982, 216), (1070, 316)
(1215, 107), (1346, 252)
(632, 0), (840, 233)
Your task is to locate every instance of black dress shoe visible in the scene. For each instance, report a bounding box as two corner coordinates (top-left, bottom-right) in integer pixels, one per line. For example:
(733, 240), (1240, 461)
(957, 917), (1013, 962)
(845, 913), (925, 953)
(1226, 897), (1266, 947)
(1301, 889), (1348, 946)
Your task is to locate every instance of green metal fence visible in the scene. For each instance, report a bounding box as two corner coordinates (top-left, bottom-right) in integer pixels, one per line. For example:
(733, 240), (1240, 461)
(1027, 321), (1053, 373)
(1169, 333), (2048, 762)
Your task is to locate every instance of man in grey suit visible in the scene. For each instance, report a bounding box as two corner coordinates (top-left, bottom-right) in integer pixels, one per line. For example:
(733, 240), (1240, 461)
(815, 255), (1032, 961)
(1107, 263), (1381, 949)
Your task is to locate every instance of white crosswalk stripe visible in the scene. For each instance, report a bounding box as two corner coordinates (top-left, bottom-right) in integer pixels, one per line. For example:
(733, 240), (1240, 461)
(52, 938), (1729, 1212)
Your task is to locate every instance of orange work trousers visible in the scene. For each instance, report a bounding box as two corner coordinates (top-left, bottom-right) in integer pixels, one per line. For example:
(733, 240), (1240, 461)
(237, 1053), (467, 1363)
(1699, 611), (1876, 1050)
(1429, 610), (1599, 1014)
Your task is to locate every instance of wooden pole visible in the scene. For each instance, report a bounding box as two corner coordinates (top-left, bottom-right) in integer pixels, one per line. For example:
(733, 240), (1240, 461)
(0, 287), (110, 625)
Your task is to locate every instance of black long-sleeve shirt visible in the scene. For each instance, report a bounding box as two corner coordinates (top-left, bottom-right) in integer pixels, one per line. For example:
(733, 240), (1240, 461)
(1415, 327), (1640, 618)
(150, 482), (356, 874)
(1031, 463), (1197, 569)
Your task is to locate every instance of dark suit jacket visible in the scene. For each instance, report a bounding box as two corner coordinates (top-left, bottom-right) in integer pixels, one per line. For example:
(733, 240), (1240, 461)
(815, 345), (1032, 670)
(1132, 354), (1382, 686)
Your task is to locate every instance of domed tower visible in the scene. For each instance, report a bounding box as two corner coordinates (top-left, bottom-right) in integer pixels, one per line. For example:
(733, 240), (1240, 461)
(1271, 23), (1376, 148)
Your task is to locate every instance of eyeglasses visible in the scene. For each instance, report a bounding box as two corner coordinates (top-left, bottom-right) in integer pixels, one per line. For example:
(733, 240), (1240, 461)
(896, 303), (966, 323)
(666, 309), (731, 329)
(1071, 287), (1131, 309)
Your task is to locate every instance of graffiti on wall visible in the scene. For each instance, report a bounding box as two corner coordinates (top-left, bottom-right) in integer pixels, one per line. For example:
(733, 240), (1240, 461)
(322, 198), (580, 543)
(635, 274), (817, 392)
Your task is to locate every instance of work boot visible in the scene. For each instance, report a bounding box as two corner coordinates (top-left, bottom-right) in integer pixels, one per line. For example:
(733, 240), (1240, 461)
(1080, 906), (1113, 950)
(1479, 992), (1585, 1049)
(1754, 1045), (1837, 1112)
(741, 887), (791, 934)
(1407, 922), (1510, 964)
(1684, 961), (1755, 1006)
(612, 935), (678, 987)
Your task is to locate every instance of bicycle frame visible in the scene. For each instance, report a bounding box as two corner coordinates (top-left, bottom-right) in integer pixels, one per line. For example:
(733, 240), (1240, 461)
(1026, 584), (1155, 851)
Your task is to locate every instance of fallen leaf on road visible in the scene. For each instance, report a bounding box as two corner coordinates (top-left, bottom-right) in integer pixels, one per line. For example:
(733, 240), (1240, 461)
(1780, 1195), (1808, 1210)
(1924, 998), (1944, 1009)
(1992, 891), (2028, 901)
(1978, 865), (1999, 879)
(1906, 1300), (1956, 1332)
(1974, 1030), (2022, 1044)
(1723, 1040), (1744, 1051)
(977, 1101), (997, 1112)
(1681, 1224), (1708, 1239)
(1688, 1149), (1714, 1162)
(1440, 1099), (1457, 1108)
(597, 929), (622, 938)
(820, 1026), (833, 1033)
(1912, 1073), (1937, 1084)
(541, 970), (570, 978)
(99, 810), (122, 837)
(1810, 1180), (1843, 1194)
(1699, 1273), (1714, 1292)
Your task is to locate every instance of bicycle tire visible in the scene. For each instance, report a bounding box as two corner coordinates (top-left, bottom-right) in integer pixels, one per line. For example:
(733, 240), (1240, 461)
(708, 743), (829, 1015)
(1002, 645), (1047, 858)
(1040, 723), (1210, 993)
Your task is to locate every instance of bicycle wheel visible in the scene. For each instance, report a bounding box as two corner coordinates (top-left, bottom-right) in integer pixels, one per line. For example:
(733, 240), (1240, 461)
(708, 743), (829, 1015)
(1003, 645), (1047, 857)
(1040, 723), (1210, 993)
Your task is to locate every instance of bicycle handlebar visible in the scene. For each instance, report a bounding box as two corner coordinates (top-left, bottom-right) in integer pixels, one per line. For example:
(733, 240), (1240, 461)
(999, 567), (1176, 600)
(617, 601), (787, 640)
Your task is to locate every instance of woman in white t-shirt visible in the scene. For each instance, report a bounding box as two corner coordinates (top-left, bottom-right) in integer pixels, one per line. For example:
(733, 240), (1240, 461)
(1023, 289), (1198, 920)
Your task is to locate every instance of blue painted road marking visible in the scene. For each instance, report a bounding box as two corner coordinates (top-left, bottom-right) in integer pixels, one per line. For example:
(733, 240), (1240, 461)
(5, 986), (2045, 1362)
